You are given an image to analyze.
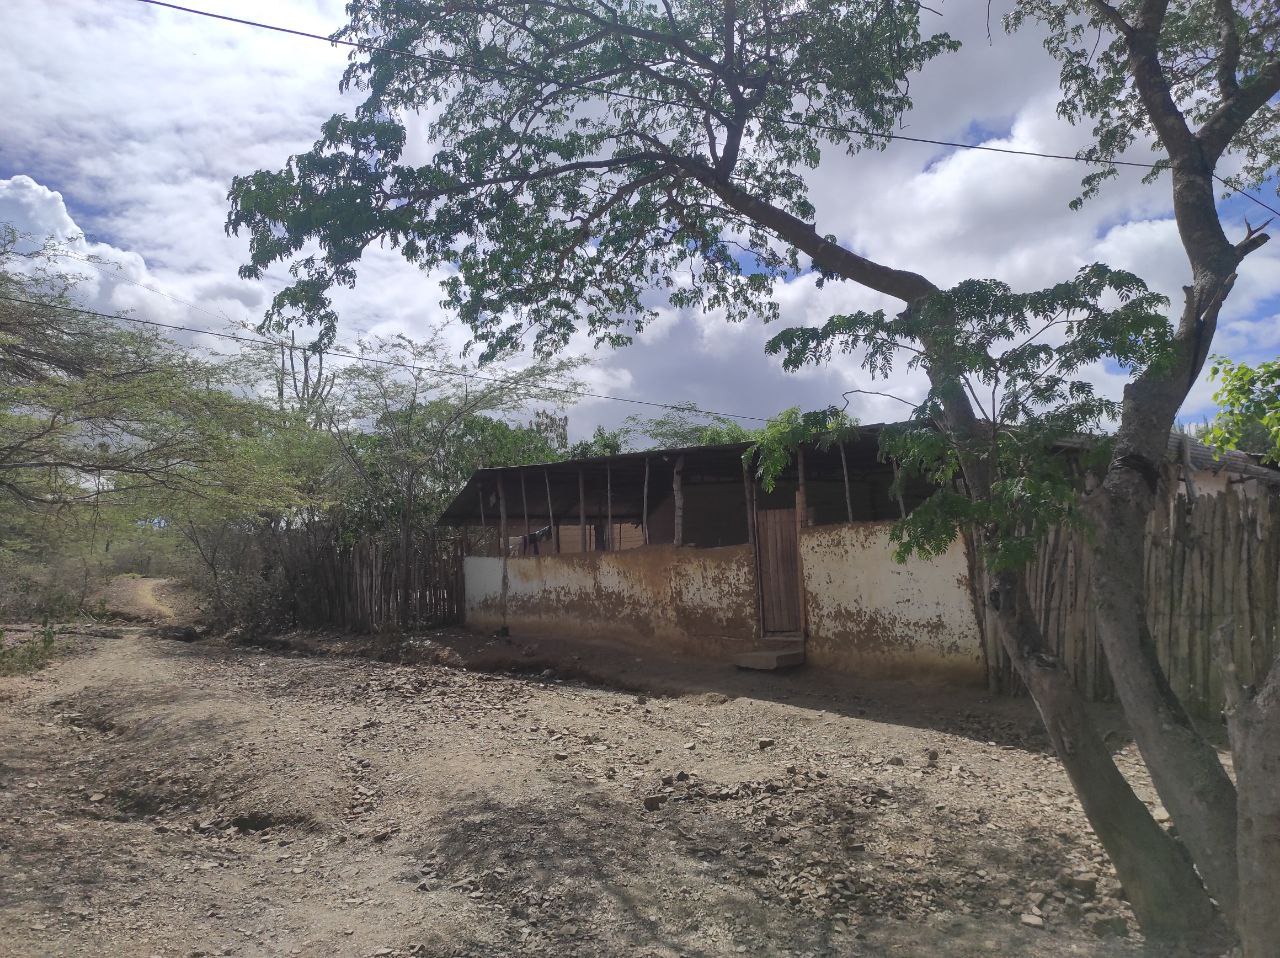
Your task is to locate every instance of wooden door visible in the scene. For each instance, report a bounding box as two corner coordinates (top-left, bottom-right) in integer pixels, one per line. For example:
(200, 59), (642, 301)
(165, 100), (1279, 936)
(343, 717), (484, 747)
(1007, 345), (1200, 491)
(757, 508), (801, 634)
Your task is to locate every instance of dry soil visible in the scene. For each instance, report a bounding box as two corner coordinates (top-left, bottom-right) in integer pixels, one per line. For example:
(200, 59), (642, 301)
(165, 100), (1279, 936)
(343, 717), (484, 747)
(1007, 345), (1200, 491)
(1, 582), (1174, 957)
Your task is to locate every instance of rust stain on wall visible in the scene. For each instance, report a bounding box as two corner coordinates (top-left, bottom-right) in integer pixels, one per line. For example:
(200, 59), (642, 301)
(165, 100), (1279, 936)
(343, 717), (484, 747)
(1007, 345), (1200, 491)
(466, 544), (758, 660)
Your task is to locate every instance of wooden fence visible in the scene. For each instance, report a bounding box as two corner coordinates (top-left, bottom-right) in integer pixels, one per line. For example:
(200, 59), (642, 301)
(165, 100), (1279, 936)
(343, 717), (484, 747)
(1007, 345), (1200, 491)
(288, 530), (464, 633)
(979, 485), (1280, 716)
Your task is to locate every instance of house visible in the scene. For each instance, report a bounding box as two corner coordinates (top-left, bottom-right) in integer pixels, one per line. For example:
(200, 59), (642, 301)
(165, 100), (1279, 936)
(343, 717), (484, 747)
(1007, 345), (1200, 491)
(438, 426), (1280, 712)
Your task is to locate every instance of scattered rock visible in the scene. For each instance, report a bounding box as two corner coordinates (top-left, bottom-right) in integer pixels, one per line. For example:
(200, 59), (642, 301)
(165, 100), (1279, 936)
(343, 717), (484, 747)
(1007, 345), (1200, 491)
(757, 738), (775, 750)
(88, 793), (106, 803)
(642, 794), (668, 812)
(1019, 914), (1045, 929)
(886, 756), (905, 767)
(1066, 872), (1098, 896)
(1089, 915), (1129, 938)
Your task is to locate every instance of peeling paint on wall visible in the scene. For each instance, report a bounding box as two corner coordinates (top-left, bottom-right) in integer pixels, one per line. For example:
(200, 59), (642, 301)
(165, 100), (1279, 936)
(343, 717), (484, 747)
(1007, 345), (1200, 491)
(800, 523), (984, 683)
(464, 521), (985, 682)
(466, 544), (759, 659)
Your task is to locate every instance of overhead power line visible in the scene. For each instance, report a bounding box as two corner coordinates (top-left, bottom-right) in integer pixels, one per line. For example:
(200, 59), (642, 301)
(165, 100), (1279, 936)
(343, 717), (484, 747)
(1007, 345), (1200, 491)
(126, 0), (1280, 218)
(0, 294), (772, 423)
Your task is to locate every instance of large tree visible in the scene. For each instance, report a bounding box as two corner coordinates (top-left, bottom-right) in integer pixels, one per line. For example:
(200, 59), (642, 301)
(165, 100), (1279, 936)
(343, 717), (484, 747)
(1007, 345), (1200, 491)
(227, 0), (1278, 946)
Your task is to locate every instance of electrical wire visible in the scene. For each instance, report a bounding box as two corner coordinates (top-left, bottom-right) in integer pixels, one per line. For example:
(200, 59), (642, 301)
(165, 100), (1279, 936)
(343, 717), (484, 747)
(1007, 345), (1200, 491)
(0, 293), (773, 422)
(125, 0), (1280, 218)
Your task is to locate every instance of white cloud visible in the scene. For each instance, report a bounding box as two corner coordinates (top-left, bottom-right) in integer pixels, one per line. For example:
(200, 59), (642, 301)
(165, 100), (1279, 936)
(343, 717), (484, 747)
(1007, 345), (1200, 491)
(2, 0), (1277, 439)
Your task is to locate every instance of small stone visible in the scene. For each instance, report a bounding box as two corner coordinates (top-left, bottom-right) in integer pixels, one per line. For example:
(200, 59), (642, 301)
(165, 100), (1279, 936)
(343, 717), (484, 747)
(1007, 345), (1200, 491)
(757, 738), (775, 750)
(682, 742), (696, 750)
(887, 756), (905, 766)
(553, 752), (568, 761)
(1067, 872), (1098, 896)
(1090, 914), (1129, 938)
(642, 794), (668, 812)
(1020, 914), (1045, 929)
(925, 749), (939, 765)
(88, 793), (105, 803)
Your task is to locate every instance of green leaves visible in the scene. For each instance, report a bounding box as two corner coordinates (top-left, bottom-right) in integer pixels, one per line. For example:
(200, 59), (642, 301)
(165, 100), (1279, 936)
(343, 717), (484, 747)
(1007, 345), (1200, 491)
(882, 420), (1090, 570)
(228, 0), (956, 352)
(1008, 1), (1280, 206)
(749, 406), (856, 492)
(1206, 357), (1280, 464)
(768, 263), (1170, 434)
(767, 263), (1170, 569)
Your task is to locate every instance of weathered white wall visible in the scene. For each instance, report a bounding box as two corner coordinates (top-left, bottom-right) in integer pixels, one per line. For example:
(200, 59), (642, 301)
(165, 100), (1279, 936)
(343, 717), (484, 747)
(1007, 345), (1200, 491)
(465, 544), (759, 658)
(466, 522), (987, 682)
(800, 522), (985, 683)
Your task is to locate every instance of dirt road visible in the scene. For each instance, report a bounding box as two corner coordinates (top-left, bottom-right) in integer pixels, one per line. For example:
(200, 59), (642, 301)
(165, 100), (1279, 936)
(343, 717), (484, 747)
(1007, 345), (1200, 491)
(1, 627), (1152, 957)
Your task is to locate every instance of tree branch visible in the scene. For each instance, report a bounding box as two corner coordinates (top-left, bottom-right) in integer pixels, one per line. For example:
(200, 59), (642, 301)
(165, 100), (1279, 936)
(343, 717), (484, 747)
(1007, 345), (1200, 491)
(1212, 0), (1242, 99)
(1198, 59), (1280, 163)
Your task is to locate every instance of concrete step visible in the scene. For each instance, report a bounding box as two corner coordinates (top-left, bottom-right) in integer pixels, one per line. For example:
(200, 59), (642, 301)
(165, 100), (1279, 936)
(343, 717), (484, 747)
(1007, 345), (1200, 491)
(762, 632), (803, 643)
(732, 645), (806, 670)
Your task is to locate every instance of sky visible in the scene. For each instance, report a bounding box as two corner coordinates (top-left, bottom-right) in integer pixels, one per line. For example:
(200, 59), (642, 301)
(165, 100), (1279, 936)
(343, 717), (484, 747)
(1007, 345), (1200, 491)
(2, 0), (1278, 440)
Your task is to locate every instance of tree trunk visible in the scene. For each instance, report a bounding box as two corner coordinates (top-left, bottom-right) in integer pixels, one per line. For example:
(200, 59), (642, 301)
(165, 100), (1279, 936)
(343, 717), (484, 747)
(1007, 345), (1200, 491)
(1229, 673), (1280, 958)
(1085, 278), (1243, 921)
(1214, 627), (1280, 958)
(988, 568), (1221, 943)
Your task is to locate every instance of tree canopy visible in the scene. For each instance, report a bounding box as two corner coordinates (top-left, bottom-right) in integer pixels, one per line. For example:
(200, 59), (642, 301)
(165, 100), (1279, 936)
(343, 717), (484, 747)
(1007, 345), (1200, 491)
(228, 0), (956, 355)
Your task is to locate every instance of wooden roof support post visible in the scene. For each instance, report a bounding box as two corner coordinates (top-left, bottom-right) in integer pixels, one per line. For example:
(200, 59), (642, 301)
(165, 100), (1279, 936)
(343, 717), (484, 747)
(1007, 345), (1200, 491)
(544, 468), (558, 554)
(673, 454), (685, 547)
(795, 446), (809, 638)
(520, 468), (530, 546)
(606, 462), (613, 550)
(497, 477), (509, 631)
(578, 468), (587, 553)
(744, 450), (764, 641)
(642, 457), (650, 546)
(796, 447), (808, 528)
(890, 458), (907, 520)
(838, 441), (853, 523)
